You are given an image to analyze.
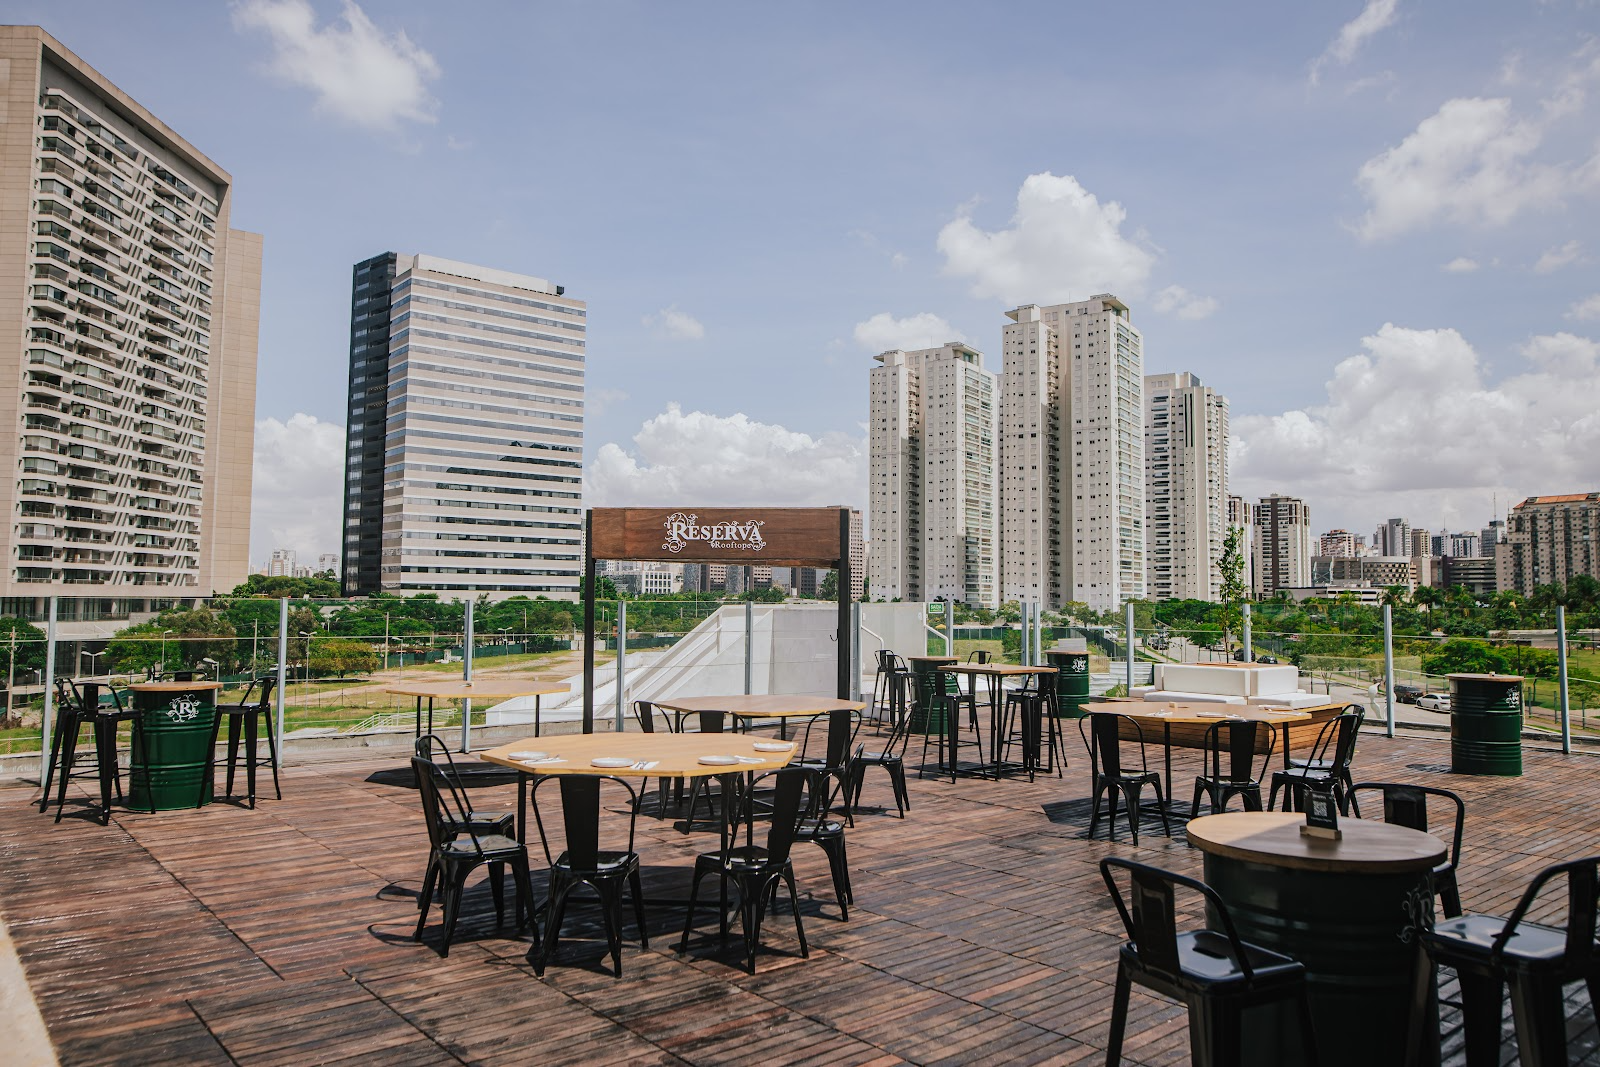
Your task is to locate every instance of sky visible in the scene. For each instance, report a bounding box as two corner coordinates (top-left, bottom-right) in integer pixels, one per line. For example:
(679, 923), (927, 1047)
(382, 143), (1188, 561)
(13, 1), (1600, 561)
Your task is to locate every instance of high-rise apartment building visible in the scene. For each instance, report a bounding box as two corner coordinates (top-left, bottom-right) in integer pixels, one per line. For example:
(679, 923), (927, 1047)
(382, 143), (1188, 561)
(340, 253), (584, 599)
(1496, 492), (1600, 595)
(1319, 529), (1360, 558)
(1481, 518), (1504, 556)
(1375, 518), (1410, 557)
(1410, 528), (1433, 558)
(0, 26), (260, 600)
(267, 548), (295, 577)
(1252, 494), (1312, 597)
(999, 295), (1144, 611)
(869, 343), (998, 608)
(1226, 495), (1254, 597)
(1143, 372), (1227, 601)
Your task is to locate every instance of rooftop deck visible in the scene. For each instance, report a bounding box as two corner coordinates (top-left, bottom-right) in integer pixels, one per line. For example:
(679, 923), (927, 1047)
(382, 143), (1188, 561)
(2, 728), (1597, 1065)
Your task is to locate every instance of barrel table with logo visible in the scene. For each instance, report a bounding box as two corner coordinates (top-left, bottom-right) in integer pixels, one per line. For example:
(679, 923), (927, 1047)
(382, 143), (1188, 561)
(1043, 650), (1091, 717)
(1448, 673), (1524, 777)
(127, 680), (222, 810)
(904, 655), (957, 734)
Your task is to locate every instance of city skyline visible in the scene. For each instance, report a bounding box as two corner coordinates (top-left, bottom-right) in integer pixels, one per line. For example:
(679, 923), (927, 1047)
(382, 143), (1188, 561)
(4, 3), (1597, 565)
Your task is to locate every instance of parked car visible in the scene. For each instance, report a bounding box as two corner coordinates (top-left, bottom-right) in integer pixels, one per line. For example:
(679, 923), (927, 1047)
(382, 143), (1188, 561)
(1417, 693), (1451, 713)
(1231, 649), (1279, 664)
(1392, 683), (1424, 704)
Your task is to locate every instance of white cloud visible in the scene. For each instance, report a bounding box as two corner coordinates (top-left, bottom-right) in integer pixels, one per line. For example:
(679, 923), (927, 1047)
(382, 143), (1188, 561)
(1567, 294), (1600, 320)
(937, 172), (1156, 306)
(1151, 285), (1220, 320)
(233, 0), (440, 131)
(587, 404), (866, 509)
(853, 312), (966, 352)
(1232, 324), (1600, 532)
(1442, 257), (1480, 273)
(250, 413), (345, 564)
(1535, 240), (1583, 273)
(890, 252), (909, 270)
(1310, 0), (1400, 86)
(643, 305), (705, 341)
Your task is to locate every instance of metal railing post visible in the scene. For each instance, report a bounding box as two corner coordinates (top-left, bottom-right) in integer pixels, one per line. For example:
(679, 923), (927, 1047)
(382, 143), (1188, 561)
(1382, 604), (1396, 738)
(1125, 602), (1135, 693)
(1242, 602), (1252, 662)
(38, 596), (58, 782)
(1020, 602), (1031, 666)
(616, 600), (627, 732)
(1558, 605), (1571, 754)
(850, 601), (862, 702)
(275, 598), (288, 768)
(461, 599), (474, 752)
(744, 600), (753, 695)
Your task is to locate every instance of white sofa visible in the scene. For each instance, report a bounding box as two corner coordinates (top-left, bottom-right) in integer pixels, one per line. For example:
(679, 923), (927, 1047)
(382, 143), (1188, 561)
(1138, 663), (1323, 708)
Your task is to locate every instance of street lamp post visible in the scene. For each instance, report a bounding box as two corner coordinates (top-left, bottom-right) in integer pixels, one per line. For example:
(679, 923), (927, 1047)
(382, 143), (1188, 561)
(497, 627), (510, 649)
(383, 612), (390, 672)
(81, 649), (105, 677)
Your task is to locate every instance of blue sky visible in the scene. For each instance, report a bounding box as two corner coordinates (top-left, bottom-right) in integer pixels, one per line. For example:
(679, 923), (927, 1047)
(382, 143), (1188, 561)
(14, 2), (1600, 560)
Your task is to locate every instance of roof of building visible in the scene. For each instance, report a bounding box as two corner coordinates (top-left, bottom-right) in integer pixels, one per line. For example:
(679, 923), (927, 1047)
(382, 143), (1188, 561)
(1517, 492), (1600, 506)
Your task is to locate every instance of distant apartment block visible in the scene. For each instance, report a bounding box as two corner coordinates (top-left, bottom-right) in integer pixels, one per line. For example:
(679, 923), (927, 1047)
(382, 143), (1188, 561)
(1446, 532), (1480, 558)
(1374, 518), (1410, 557)
(1253, 494), (1311, 597)
(1000, 296), (1144, 611)
(1410, 528), (1433, 559)
(869, 343), (998, 608)
(316, 552), (338, 575)
(1311, 554), (1416, 591)
(0, 26), (261, 601)
(1496, 492), (1600, 595)
(340, 253), (584, 600)
(1226, 494), (1254, 598)
(267, 548), (295, 577)
(1319, 529), (1361, 558)
(1481, 519), (1504, 556)
(1143, 372), (1228, 602)
(1441, 556), (1497, 595)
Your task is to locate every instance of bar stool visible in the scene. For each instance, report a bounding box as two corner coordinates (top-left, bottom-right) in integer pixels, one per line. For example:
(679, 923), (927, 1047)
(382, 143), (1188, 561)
(919, 668), (984, 780)
(40, 680), (144, 824)
(207, 676), (280, 807)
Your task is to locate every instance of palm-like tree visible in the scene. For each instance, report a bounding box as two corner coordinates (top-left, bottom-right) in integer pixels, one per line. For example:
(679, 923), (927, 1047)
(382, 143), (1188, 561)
(1412, 585), (1444, 619)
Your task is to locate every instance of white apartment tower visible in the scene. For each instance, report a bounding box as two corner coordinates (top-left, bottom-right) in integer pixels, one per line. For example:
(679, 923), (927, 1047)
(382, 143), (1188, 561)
(999, 296), (1144, 612)
(868, 343), (998, 608)
(0, 27), (261, 599)
(1227, 495), (1254, 597)
(1253, 494), (1312, 597)
(341, 254), (584, 600)
(1143, 372), (1228, 601)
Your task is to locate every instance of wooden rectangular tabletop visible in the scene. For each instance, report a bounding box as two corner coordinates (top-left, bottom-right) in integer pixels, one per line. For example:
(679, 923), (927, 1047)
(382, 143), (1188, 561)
(478, 732), (798, 779)
(1079, 701), (1314, 725)
(940, 664), (1057, 678)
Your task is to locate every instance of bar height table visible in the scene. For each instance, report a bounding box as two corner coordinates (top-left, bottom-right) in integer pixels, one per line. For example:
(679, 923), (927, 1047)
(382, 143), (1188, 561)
(384, 678), (571, 738)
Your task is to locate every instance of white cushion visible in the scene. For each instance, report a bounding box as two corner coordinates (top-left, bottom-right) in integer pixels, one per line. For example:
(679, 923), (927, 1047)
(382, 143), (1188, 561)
(1250, 665), (1301, 696)
(1129, 686), (1157, 699)
(1159, 665), (1251, 697)
(1142, 690), (1247, 705)
(1247, 691), (1327, 709)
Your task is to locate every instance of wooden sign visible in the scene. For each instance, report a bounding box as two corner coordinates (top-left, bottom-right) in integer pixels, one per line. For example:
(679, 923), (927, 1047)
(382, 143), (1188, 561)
(588, 507), (847, 567)
(1300, 785), (1342, 840)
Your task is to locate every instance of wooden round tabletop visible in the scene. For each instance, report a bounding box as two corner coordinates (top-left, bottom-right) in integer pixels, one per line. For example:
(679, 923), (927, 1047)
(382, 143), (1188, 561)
(941, 663), (1057, 676)
(383, 678), (569, 699)
(904, 655), (957, 663)
(1080, 701), (1312, 725)
(649, 694), (866, 719)
(1187, 811), (1446, 874)
(478, 732), (799, 778)
(126, 681), (225, 692)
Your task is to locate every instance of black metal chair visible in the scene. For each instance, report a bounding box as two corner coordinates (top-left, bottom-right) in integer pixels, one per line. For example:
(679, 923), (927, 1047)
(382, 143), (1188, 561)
(794, 707), (860, 827)
(920, 667), (983, 781)
(1422, 855), (1600, 1067)
(41, 680), (142, 824)
(529, 774), (649, 978)
(1080, 713), (1170, 845)
(1269, 710), (1362, 815)
(207, 676), (280, 807)
(679, 710), (730, 826)
(869, 650), (910, 727)
(1191, 719), (1278, 817)
(959, 651), (990, 732)
(1350, 781), (1466, 918)
(629, 699), (673, 814)
(791, 764), (854, 919)
(680, 765), (810, 974)
(847, 703), (912, 818)
(1100, 857), (1319, 1066)
(411, 735), (516, 920)
(411, 753), (535, 957)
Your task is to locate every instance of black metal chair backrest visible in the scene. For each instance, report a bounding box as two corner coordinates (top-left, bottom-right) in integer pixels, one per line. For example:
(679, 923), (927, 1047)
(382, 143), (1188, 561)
(968, 650), (992, 664)
(1350, 781), (1466, 871)
(171, 670), (195, 682)
(1081, 713), (1147, 780)
(762, 767), (808, 867)
(800, 707), (861, 771)
(413, 736), (476, 834)
(1100, 856), (1260, 984)
(1333, 706), (1364, 770)
(232, 675), (276, 710)
(1202, 719), (1277, 786)
(411, 754), (479, 857)
(530, 774), (639, 870)
(1301, 711), (1359, 768)
(54, 678), (85, 718)
(631, 699), (657, 734)
(688, 710), (725, 735)
(1490, 856), (1600, 966)
(875, 649), (896, 673)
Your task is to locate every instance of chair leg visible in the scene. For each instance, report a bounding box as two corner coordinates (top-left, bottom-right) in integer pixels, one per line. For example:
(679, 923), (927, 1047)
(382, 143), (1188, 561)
(628, 868), (649, 949)
(815, 838), (850, 919)
(224, 713), (241, 798)
(1267, 777), (1282, 811)
(1190, 778), (1205, 819)
(263, 711), (282, 800)
(39, 716), (63, 814)
(1106, 960), (1131, 1066)
(1456, 970), (1506, 1067)
(1189, 995), (1243, 1067)
(887, 760), (909, 816)
(414, 858), (439, 940)
(742, 878), (763, 974)
(243, 711), (259, 808)
(510, 853), (536, 935)
(679, 866), (707, 953)
(52, 718), (80, 823)
(437, 865), (470, 957)
(1436, 870), (1463, 919)
(1119, 784), (1140, 847)
(534, 877), (572, 976)
(489, 860), (505, 927)
(1152, 778), (1172, 838)
(1087, 779), (1105, 840)
(783, 867), (808, 959)
(1506, 971), (1570, 1067)
(1241, 784), (1263, 812)
(597, 880), (624, 977)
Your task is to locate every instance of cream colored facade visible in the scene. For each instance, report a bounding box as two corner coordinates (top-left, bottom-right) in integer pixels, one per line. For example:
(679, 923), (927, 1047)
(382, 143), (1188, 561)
(1496, 491), (1600, 595)
(0, 27), (259, 598)
(1252, 494), (1312, 597)
(868, 344), (998, 608)
(1226, 494), (1254, 598)
(1000, 296), (1145, 612)
(1143, 371), (1228, 601)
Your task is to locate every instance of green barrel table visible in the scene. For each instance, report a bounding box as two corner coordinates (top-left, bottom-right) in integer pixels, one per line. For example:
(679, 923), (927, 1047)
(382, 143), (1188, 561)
(127, 681), (222, 811)
(1448, 673), (1524, 776)
(904, 655), (957, 734)
(1043, 650), (1091, 717)
(1187, 811), (1446, 1067)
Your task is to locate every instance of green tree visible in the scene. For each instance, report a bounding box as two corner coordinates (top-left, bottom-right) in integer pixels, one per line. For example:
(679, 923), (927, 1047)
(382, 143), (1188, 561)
(818, 570), (838, 600)
(308, 637), (378, 677)
(1421, 639), (1509, 677)
(1217, 526), (1246, 656)
(0, 617), (47, 679)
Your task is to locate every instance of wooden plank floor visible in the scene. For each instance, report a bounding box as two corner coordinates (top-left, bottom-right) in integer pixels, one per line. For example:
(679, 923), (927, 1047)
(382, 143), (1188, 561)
(2, 728), (1597, 1065)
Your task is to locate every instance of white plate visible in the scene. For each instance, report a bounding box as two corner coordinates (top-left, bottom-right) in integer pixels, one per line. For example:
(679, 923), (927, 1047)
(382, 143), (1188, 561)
(508, 751), (548, 760)
(751, 742), (793, 752)
(698, 754), (739, 766)
(590, 757), (634, 768)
